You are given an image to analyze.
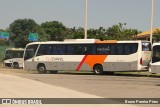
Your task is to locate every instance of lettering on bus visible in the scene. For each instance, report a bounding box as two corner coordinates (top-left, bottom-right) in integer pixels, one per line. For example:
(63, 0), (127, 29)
(52, 57), (64, 61)
(45, 57), (64, 61)
(97, 47), (110, 52)
(46, 57), (53, 61)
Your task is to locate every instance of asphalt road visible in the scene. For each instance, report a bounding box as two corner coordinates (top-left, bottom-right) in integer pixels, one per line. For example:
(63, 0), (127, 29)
(1, 68), (160, 107)
(5, 70), (160, 98)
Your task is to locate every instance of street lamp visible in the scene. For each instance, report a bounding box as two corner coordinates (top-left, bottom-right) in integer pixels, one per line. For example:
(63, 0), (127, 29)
(150, 0), (154, 44)
(84, 0), (88, 39)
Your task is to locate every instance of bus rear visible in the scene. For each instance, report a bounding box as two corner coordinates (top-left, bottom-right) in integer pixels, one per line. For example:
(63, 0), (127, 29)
(140, 41), (151, 70)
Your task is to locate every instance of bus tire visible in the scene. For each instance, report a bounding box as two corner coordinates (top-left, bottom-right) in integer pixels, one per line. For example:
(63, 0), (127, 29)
(13, 62), (19, 69)
(93, 64), (103, 75)
(50, 70), (58, 74)
(37, 64), (47, 74)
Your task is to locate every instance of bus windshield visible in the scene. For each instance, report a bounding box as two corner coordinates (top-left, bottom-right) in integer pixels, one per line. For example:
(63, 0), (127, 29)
(152, 45), (160, 63)
(142, 42), (151, 51)
(24, 44), (38, 60)
(5, 50), (24, 60)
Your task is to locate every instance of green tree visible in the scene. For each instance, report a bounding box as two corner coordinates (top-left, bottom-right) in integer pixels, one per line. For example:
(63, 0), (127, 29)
(9, 19), (39, 48)
(41, 21), (67, 41)
(61, 28), (74, 39)
(122, 29), (139, 40)
(153, 29), (160, 42)
(70, 27), (84, 39)
(88, 27), (107, 40)
(106, 23), (125, 40)
(68, 23), (140, 40)
(0, 29), (5, 32)
(69, 27), (108, 40)
(36, 27), (50, 41)
(106, 23), (140, 40)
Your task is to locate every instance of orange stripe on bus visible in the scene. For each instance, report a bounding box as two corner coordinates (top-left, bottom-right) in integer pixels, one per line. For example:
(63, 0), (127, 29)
(76, 40), (117, 71)
(76, 55), (87, 71)
(84, 55), (108, 68)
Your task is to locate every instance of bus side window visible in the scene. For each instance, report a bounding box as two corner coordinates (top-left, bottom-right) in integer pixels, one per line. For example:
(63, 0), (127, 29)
(92, 45), (96, 54)
(83, 46), (89, 54)
(66, 45), (82, 55)
(152, 46), (160, 63)
(83, 45), (96, 55)
(51, 45), (56, 54)
(142, 42), (151, 51)
(37, 44), (51, 55)
(124, 45), (131, 55)
(117, 44), (123, 55)
(51, 45), (66, 55)
(130, 44), (138, 54)
(110, 45), (116, 55)
(57, 45), (66, 55)
(74, 45), (82, 55)
(5, 51), (11, 59)
(17, 52), (21, 58)
(66, 45), (74, 55)
(25, 44), (39, 60)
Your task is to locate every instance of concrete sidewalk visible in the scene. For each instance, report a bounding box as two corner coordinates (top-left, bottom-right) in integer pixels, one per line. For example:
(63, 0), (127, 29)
(0, 73), (99, 98)
(0, 73), (139, 107)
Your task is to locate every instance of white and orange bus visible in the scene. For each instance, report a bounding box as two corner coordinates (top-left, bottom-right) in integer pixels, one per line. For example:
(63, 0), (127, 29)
(23, 39), (151, 74)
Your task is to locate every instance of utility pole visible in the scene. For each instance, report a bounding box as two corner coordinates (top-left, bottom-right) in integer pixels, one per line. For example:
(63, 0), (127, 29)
(84, 0), (88, 39)
(150, 0), (154, 44)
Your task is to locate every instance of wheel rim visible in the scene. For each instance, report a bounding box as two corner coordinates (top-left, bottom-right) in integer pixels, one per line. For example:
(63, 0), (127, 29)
(39, 66), (45, 72)
(95, 68), (101, 74)
(14, 63), (19, 68)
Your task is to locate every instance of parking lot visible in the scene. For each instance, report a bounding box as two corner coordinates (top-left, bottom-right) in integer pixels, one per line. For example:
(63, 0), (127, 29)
(1, 67), (160, 98)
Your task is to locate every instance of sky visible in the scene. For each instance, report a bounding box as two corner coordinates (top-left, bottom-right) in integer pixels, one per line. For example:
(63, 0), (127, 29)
(0, 0), (160, 31)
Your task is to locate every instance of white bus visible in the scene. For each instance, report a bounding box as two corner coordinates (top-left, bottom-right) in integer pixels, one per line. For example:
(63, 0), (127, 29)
(4, 48), (24, 68)
(23, 39), (151, 74)
(149, 43), (160, 73)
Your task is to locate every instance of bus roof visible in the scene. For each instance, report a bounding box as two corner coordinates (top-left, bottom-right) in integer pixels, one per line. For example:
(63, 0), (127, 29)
(64, 39), (99, 42)
(6, 48), (25, 51)
(26, 40), (149, 46)
(153, 43), (160, 47)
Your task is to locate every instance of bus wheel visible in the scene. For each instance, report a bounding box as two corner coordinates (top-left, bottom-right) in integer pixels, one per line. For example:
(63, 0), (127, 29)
(50, 71), (58, 74)
(13, 62), (19, 69)
(93, 65), (103, 75)
(37, 64), (47, 74)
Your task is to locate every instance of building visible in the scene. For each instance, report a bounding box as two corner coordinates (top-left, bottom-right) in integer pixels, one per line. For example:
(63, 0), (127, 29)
(135, 27), (160, 42)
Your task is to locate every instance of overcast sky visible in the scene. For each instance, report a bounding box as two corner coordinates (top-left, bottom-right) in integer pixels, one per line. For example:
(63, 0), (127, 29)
(0, 0), (160, 31)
